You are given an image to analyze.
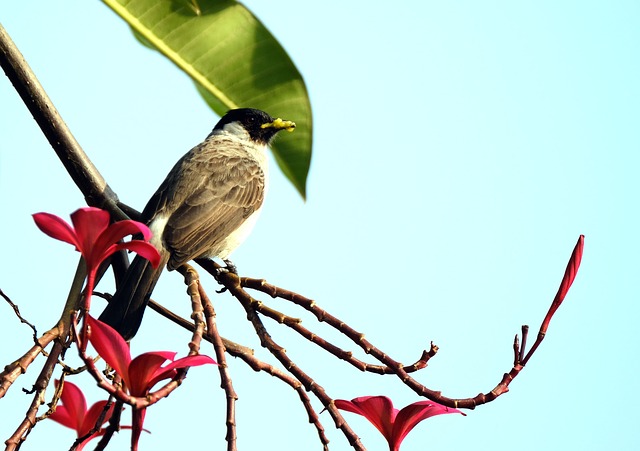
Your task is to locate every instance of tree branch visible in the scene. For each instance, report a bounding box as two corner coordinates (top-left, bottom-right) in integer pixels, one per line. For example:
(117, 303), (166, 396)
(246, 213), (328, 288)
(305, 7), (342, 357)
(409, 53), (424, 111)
(0, 23), (124, 219)
(4, 340), (66, 450)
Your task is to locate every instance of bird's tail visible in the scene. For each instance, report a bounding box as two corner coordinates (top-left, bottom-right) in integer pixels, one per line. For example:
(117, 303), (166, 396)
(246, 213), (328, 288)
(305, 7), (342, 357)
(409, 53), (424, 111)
(98, 252), (168, 340)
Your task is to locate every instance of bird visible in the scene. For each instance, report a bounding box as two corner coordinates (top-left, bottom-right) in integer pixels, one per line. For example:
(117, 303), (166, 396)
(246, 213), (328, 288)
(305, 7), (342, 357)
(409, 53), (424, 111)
(99, 108), (296, 340)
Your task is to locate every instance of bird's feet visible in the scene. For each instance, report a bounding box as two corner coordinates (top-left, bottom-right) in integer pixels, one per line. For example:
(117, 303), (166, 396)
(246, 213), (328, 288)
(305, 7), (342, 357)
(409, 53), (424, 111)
(222, 259), (238, 275)
(214, 259), (238, 293)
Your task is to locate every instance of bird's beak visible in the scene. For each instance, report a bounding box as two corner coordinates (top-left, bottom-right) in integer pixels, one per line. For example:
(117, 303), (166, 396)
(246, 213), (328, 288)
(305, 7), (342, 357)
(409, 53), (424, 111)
(262, 118), (296, 132)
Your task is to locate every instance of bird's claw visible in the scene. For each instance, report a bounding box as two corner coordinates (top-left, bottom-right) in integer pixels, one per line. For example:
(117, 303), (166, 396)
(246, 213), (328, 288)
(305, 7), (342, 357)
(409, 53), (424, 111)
(214, 259), (238, 293)
(222, 259), (238, 274)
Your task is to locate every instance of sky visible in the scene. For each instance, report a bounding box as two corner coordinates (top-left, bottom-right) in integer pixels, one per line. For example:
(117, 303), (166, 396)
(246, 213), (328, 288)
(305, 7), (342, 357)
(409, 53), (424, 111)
(1, 1), (639, 450)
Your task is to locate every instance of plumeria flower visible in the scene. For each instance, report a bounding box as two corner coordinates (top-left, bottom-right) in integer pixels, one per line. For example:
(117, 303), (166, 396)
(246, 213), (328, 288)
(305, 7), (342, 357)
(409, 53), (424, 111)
(335, 395), (465, 451)
(49, 379), (129, 451)
(33, 207), (161, 311)
(87, 315), (217, 450)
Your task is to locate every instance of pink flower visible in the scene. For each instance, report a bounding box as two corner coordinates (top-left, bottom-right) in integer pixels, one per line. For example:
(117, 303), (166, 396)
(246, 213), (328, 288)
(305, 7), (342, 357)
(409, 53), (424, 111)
(49, 380), (121, 451)
(86, 316), (217, 450)
(335, 395), (465, 451)
(33, 207), (161, 310)
(33, 207), (162, 350)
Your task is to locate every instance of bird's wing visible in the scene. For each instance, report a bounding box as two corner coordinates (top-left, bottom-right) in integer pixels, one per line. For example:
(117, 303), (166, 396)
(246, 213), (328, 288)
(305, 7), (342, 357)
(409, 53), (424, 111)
(157, 143), (265, 269)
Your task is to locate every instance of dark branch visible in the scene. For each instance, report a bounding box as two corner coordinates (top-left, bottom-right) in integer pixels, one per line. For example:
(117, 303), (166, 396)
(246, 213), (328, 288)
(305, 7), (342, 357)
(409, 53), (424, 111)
(0, 23), (124, 220)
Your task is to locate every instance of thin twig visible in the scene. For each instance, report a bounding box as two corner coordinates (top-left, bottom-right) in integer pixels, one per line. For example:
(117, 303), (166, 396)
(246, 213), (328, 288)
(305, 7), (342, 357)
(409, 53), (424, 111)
(5, 340), (66, 450)
(248, 291), (437, 374)
(194, 272), (239, 451)
(70, 397), (115, 451)
(94, 291), (255, 356)
(518, 325), (529, 364)
(224, 344), (330, 448)
(196, 260), (362, 450)
(94, 374), (125, 451)
(94, 398), (124, 451)
(0, 289), (39, 343)
(176, 265), (206, 358)
(0, 326), (59, 400)
(245, 300), (357, 449)
(213, 262), (578, 410)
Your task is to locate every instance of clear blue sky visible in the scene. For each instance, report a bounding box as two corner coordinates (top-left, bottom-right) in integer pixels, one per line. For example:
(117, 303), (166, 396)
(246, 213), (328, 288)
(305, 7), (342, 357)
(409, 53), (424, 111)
(1, 1), (638, 450)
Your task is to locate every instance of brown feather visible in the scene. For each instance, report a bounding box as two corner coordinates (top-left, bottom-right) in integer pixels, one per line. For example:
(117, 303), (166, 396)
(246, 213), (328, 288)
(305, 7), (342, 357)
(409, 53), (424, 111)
(142, 135), (265, 270)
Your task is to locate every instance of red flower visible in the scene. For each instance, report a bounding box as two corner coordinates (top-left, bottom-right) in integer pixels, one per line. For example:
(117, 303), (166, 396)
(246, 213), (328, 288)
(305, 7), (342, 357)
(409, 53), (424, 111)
(33, 207), (161, 276)
(33, 207), (162, 350)
(49, 380), (122, 451)
(33, 207), (161, 310)
(86, 316), (217, 450)
(335, 396), (465, 451)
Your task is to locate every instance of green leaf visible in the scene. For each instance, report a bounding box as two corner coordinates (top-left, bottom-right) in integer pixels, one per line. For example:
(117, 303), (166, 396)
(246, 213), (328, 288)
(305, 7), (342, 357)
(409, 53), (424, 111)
(102, 0), (312, 198)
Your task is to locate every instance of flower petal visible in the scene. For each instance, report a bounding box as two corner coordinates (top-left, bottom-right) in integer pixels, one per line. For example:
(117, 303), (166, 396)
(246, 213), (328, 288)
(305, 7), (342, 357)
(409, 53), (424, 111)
(114, 241), (162, 269)
(93, 219), (154, 259)
(335, 396), (397, 444)
(80, 400), (114, 437)
(131, 407), (147, 451)
(146, 354), (217, 390)
(49, 404), (74, 430)
(70, 208), (110, 261)
(547, 234), (585, 319)
(75, 432), (105, 451)
(87, 316), (132, 388)
(127, 352), (176, 396)
(391, 401), (465, 449)
(51, 380), (87, 433)
(90, 241), (161, 277)
(33, 213), (81, 250)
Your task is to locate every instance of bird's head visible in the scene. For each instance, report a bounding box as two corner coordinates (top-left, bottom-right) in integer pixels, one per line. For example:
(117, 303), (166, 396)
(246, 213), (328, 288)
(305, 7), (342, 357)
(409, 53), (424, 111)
(214, 108), (296, 145)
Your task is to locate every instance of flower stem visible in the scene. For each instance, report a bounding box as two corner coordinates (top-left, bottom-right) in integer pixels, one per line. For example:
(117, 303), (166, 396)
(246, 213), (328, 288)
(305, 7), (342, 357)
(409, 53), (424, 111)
(56, 258), (87, 340)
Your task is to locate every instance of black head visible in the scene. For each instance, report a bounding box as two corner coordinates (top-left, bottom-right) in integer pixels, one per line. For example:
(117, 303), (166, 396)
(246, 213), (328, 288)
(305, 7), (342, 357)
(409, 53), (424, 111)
(214, 108), (295, 145)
